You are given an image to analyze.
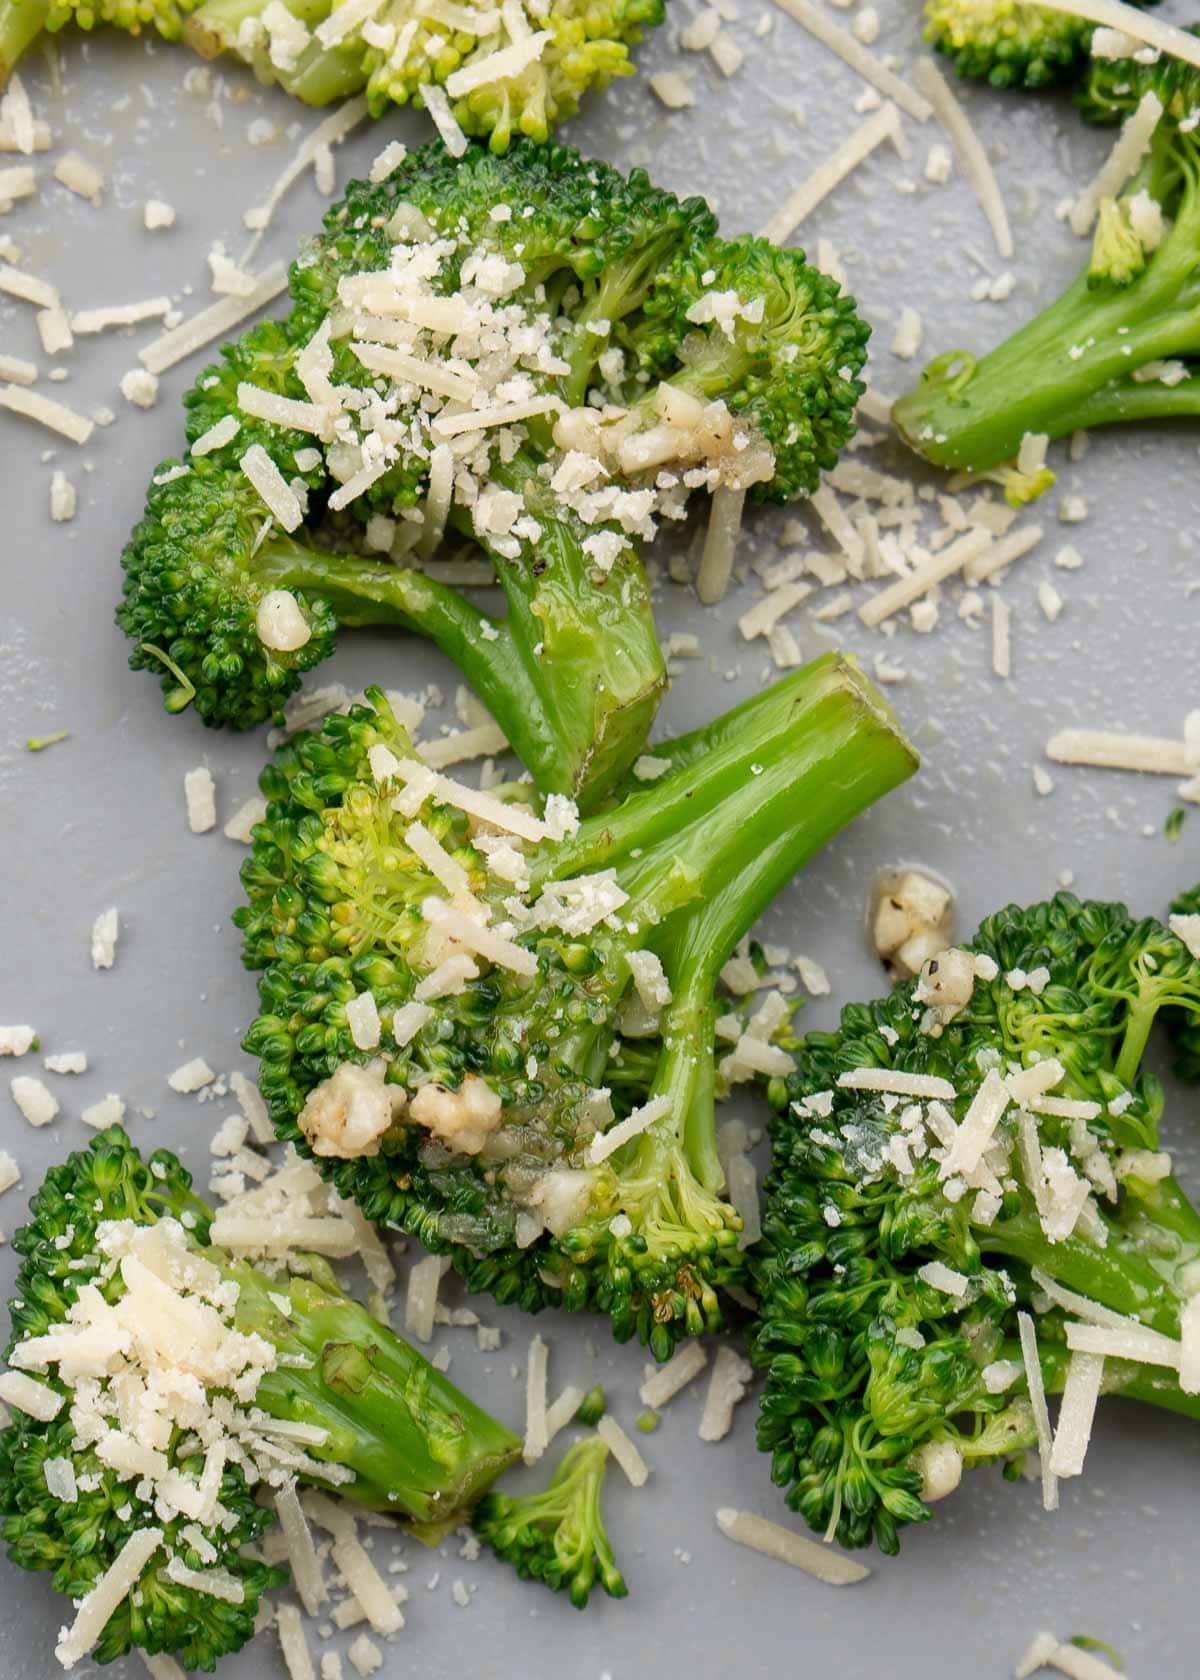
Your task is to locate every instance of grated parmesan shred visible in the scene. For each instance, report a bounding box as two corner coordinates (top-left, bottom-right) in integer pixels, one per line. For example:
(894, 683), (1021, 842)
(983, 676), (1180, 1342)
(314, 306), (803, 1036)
(1017, 1310), (1058, 1512)
(715, 1507), (870, 1583)
(767, 0), (930, 121)
(56, 1528), (164, 1668)
(597, 1415), (650, 1486)
(759, 102), (902, 245)
(912, 59), (1013, 258)
(638, 1342), (708, 1409)
(139, 265), (287, 375)
(699, 1345), (754, 1441)
(1048, 1350), (1104, 1478)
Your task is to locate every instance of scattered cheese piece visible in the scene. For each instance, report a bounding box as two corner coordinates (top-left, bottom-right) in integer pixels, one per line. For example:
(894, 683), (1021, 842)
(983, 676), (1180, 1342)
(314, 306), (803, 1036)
(767, 0), (931, 121)
(597, 1415), (650, 1486)
(715, 1507), (870, 1583)
(54, 150), (104, 204)
(168, 1057), (216, 1093)
(759, 102), (903, 244)
(139, 265), (287, 374)
(184, 766), (217, 834)
(913, 58), (1013, 256)
(639, 1342), (708, 1408)
(11, 1075), (57, 1127)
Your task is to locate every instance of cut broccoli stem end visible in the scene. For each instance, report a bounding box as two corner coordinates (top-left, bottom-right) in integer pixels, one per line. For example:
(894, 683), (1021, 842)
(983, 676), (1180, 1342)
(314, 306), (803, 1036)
(892, 191), (1200, 470)
(215, 1254), (523, 1534)
(474, 1434), (626, 1608)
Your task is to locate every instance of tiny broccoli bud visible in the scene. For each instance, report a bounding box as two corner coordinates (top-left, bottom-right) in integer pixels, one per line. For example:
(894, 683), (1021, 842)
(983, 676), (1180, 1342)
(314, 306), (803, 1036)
(575, 1385), (607, 1425)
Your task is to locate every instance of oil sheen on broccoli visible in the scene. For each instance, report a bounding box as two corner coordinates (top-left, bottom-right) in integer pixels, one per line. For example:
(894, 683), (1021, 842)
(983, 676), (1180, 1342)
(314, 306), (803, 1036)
(893, 54), (1200, 470)
(117, 139), (869, 808)
(234, 654), (917, 1358)
(753, 893), (1200, 1554)
(184, 0), (663, 149)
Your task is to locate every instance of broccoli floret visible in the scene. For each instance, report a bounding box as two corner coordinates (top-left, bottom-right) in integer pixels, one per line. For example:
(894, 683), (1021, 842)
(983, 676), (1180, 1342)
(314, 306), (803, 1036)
(752, 893), (1200, 1555)
(893, 53), (1200, 470)
(575, 1384), (606, 1424)
(2, 0), (198, 90)
(235, 655), (917, 1357)
(118, 140), (867, 809)
(473, 1434), (626, 1607)
(923, 0), (1091, 90)
(1167, 883), (1200, 1079)
(0, 1127), (523, 1669)
(184, 0), (663, 146)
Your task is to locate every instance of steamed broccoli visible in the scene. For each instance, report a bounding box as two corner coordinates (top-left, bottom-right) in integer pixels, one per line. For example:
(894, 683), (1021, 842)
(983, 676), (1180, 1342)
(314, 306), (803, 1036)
(1168, 883), (1200, 1079)
(752, 893), (1200, 1555)
(1, 0), (193, 87)
(893, 53), (1200, 470)
(474, 1433), (626, 1607)
(0, 1126), (524, 1670)
(234, 654), (917, 1358)
(118, 140), (867, 808)
(184, 0), (663, 148)
(923, 0), (1091, 90)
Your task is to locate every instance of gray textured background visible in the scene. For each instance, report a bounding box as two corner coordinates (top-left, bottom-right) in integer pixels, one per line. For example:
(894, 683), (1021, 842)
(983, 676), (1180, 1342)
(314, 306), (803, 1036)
(2, 3), (1199, 1676)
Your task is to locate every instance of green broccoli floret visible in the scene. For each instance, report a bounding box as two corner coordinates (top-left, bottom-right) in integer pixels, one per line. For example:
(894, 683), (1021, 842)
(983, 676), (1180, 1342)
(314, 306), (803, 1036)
(0, 1127), (523, 1670)
(2, 0), (198, 91)
(752, 893), (1200, 1555)
(1167, 883), (1200, 1079)
(893, 52), (1200, 470)
(923, 0), (1091, 90)
(184, 0), (663, 147)
(234, 654), (917, 1357)
(575, 1384), (606, 1424)
(118, 140), (867, 809)
(473, 1434), (626, 1607)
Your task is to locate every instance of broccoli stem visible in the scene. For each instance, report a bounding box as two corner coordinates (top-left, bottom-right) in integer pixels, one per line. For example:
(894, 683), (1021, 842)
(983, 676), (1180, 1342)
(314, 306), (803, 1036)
(982, 1205), (1194, 1337)
(1013, 1337), (1200, 1427)
(242, 535), (581, 803)
(184, 0), (365, 101)
(224, 1253), (521, 1536)
(0, 0), (47, 83)
(892, 215), (1200, 470)
(459, 450), (667, 808)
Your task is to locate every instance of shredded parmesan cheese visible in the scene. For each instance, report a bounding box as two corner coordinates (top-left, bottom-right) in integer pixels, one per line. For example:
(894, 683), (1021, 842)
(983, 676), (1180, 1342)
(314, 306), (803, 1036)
(0, 383), (92, 443)
(523, 1333), (549, 1463)
(639, 1342), (708, 1408)
(837, 1068), (955, 1099)
(912, 59), (1013, 257)
(1017, 1310), (1058, 1512)
(759, 103), (903, 244)
(55, 1527), (164, 1668)
(597, 1415), (650, 1486)
(767, 0), (931, 121)
(90, 908), (119, 970)
(1070, 89), (1163, 235)
(1046, 729), (1191, 775)
(139, 265), (287, 374)
(715, 1507), (870, 1583)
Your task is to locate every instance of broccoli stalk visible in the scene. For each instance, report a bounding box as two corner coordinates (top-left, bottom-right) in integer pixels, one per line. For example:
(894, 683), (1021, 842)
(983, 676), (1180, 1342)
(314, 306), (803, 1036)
(237, 653), (917, 1356)
(473, 1434), (626, 1608)
(753, 892), (1200, 1554)
(118, 457), (649, 806)
(183, 0), (367, 104)
(893, 56), (1200, 471)
(0, 0), (47, 85)
(0, 1127), (524, 1670)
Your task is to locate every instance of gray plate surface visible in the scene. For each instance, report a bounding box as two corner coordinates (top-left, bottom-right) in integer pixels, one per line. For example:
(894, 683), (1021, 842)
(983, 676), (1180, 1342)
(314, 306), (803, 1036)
(3, 4), (1199, 1677)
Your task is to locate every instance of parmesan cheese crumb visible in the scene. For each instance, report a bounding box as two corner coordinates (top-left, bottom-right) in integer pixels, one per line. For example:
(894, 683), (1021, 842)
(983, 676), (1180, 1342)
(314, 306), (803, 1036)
(54, 150), (105, 205)
(143, 199), (176, 230)
(49, 469), (76, 522)
(168, 1056), (216, 1093)
(10, 1074), (57, 1127)
(119, 368), (160, 410)
(82, 1094), (125, 1130)
(91, 906), (119, 970)
(184, 766), (217, 834)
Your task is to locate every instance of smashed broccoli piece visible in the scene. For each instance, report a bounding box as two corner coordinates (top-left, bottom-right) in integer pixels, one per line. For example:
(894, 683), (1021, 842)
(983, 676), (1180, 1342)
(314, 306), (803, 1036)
(2, 0), (196, 93)
(0, 1127), (523, 1670)
(118, 139), (867, 809)
(1168, 883), (1200, 1079)
(752, 893), (1200, 1554)
(235, 655), (917, 1357)
(185, 0), (663, 148)
(474, 1433), (626, 1607)
(893, 52), (1200, 470)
